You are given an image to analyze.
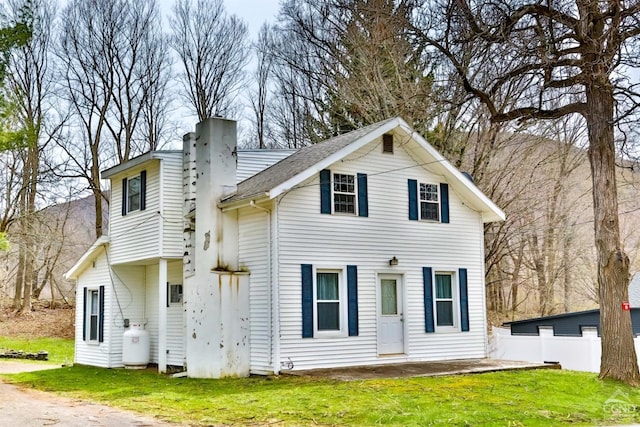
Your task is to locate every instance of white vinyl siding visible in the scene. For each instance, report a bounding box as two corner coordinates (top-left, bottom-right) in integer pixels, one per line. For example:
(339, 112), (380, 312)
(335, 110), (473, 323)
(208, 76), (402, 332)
(109, 162), (160, 264)
(74, 249), (111, 368)
(75, 252), (146, 368)
(166, 260), (185, 366)
(275, 136), (487, 370)
(237, 149), (296, 182)
(238, 206), (272, 374)
(109, 152), (183, 264)
(160, 154), (185, 258)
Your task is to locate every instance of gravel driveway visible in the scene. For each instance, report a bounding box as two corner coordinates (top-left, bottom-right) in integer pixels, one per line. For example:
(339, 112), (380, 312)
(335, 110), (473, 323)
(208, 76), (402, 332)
(0, 362), (185, 427)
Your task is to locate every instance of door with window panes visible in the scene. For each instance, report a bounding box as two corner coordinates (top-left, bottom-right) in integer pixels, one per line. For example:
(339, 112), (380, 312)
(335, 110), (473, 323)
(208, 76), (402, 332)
(377, 274), (404, 354)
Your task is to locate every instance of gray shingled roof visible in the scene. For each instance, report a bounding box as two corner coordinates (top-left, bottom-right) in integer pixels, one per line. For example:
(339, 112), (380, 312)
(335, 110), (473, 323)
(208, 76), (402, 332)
(222, 118), (397, 204)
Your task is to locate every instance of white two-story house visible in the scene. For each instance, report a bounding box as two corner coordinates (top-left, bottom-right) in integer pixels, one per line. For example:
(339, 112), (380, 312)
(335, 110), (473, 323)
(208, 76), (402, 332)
(66, 117), (504, 378)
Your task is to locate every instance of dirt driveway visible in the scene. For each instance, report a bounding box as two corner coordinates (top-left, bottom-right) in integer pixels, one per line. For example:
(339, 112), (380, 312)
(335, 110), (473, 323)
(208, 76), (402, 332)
(0, 362), (185, 427)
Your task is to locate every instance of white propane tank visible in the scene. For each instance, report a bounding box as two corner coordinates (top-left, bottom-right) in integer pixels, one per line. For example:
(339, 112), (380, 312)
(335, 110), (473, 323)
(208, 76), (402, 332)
(122, 323), (150, 369)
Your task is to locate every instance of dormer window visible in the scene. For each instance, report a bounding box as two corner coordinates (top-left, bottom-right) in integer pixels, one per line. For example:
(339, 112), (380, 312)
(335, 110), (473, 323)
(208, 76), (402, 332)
(121, 170), (147, 216)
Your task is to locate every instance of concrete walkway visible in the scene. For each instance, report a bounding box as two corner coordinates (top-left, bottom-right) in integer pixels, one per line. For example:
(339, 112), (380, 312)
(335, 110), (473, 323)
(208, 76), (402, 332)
(286, 358), (560, 381)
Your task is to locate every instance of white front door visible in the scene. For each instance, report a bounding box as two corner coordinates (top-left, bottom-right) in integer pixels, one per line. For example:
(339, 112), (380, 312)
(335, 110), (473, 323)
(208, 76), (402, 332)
(378, 274), (404, 354)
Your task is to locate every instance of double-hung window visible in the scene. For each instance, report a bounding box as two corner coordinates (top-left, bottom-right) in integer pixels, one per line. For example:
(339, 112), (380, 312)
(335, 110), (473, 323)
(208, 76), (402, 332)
(302, 264), (359, 338)
(127, 175), (141, 212)
(420, 183), (439, 221)
(316, 271), (341, 332)
(122, 170), (146, 216)
(435, 273), (455, 328)
(84, 287), (103, 343)
(333, 173), (356, 214)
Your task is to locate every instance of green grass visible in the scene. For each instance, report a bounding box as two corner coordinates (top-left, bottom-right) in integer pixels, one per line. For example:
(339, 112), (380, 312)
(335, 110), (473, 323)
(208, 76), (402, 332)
(4, 366), (640, 426)
(0, 337), (74, 365)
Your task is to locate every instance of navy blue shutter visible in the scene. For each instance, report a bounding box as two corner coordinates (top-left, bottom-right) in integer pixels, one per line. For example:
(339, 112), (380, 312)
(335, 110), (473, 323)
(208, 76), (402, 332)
(166, 282), (170, 308)
(121, 178), (128, 216)
(320, 170), (331, 214)
(140, 170), (147, 211)
(459, 268), (469, 331)
(347, 265), (359, 336)
(440, 183), (449, 223)
(408, 179), (418, 220)
(423, 267), (435, 333)
(82, 288), (88, 341)
(357, 173), (368, 217)
(98, 285), (105, 342)
(301, 264), (314, 338)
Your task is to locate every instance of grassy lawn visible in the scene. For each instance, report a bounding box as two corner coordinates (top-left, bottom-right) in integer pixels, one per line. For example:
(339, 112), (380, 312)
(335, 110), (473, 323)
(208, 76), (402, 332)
(3, 365), (640, 426)
(0, 336), (74, 365)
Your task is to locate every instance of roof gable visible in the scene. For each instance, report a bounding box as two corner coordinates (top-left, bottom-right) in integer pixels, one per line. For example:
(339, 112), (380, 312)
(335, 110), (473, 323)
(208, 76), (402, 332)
(221, 117), (505, 223)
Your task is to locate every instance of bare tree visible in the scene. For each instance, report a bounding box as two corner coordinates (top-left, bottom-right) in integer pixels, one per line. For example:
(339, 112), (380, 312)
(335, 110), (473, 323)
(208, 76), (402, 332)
(169, 0), (249, 120)
(2, 0), (57, 313)
(418, 0), (640, 383)
(57, 0), (170, 238)
(250, 23), (273, 149)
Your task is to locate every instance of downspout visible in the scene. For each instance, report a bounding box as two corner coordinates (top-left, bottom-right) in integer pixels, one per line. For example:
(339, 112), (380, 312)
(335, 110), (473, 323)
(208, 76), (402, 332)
(249, 200), (276, 373)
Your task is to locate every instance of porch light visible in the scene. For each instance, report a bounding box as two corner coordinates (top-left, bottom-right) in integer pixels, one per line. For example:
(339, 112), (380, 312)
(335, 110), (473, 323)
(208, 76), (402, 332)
(389, 256), (399, 266)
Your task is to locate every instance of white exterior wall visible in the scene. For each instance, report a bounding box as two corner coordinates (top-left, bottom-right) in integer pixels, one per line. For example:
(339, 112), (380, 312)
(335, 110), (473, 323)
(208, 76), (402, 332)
(109, 162), (161, 264)
(75, 252), (146, 368)
(108, 153), (183, 264)
(160, 155), (185, 258)
(274, 138), (488, 370)
(238, 206), (272, 374)
(74, 248), (112, 368)
(167, 260), (185, 366)
(145, 265), (160, 364)
(108, 265), (146, 367)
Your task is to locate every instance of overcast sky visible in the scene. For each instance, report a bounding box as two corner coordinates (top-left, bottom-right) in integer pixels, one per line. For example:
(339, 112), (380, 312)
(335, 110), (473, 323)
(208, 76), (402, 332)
(158, 0), (281, 37)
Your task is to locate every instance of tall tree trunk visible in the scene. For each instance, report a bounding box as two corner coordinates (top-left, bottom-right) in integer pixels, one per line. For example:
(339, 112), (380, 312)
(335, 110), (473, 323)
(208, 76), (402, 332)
(587, 80), (640, 384)
(12, 242), (25, 310)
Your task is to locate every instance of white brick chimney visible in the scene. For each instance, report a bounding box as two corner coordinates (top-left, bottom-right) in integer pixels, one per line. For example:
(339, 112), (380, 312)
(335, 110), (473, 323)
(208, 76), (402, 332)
(183, 117), (250, 378)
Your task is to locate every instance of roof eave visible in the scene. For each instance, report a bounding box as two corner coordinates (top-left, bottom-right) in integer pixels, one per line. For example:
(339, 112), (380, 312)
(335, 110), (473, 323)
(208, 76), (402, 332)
(398, 122), (506, 223)
(101, 151), (178, 179)
(220, 193), (270, 211)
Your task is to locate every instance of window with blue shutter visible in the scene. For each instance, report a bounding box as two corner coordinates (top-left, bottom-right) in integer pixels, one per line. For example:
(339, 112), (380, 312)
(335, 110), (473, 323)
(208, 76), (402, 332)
(423, 267), (435, 333)
(98, 285), (105, 343)
(357, 174), (368, 217)
(84, 286), (105, 343)
(302, 264), (356, 338)
(121, 178), (128, 216)
(459, 268), (469, 332)
(408, 179), (418, 220)
(301, 264), (314, 338)
(347, 265), (359, 336)
(320, 170), (368, 217)
(410, 180), (449, 223)
(440, 183), (449, 223)
(320, 170), (331, 214)
(122, 171), (147, 215)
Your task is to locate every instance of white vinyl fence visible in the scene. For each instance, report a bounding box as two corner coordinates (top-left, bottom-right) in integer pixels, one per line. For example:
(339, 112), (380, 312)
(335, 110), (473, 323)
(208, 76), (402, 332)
(489, 326), (640, 372)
